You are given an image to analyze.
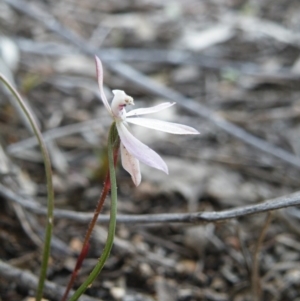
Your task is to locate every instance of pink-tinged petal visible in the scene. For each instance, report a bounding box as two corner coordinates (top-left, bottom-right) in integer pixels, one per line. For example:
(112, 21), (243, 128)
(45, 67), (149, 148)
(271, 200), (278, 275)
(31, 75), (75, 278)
(121, 143), (141, 186)
(126, 117), (200, 135)
(95, 56), (112, 115)
(126, 102), (175, 117)
(116, 122), (168, 174)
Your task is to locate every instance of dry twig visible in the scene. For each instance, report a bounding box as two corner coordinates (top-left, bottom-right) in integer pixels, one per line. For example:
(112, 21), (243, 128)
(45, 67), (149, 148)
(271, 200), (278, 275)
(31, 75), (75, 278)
(7, 117), (108, 155)
(15, 38), (300, 81)
(0, 183), (299, 224)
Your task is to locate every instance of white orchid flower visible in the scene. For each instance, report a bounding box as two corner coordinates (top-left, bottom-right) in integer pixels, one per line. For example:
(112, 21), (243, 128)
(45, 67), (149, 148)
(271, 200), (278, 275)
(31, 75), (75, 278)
(95, 56), (199, 186)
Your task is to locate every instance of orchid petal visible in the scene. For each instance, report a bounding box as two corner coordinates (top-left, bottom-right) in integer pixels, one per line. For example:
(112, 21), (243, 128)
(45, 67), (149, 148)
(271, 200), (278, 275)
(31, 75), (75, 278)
(116, 122), (168, 174)
(126, 102), (175, 117)
(95, 56), (112, 115)
(121, 143), (141, 186)
(126, 117), (200, 135)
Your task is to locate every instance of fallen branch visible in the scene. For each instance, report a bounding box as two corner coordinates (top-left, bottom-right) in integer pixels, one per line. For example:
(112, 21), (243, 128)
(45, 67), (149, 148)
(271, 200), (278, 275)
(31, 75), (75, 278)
(15, 38), (300, 81)
(1, 183), (299, 224)
(7, 116), (108, 155)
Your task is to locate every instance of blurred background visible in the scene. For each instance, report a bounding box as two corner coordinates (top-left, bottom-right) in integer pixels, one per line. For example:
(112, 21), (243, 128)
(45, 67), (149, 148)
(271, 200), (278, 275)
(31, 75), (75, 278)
(1, 0), (300, 300)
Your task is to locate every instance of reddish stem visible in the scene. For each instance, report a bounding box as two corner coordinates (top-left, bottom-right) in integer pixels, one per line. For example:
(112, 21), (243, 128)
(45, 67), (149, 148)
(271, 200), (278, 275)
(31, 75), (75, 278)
(61, 147), (119, 301)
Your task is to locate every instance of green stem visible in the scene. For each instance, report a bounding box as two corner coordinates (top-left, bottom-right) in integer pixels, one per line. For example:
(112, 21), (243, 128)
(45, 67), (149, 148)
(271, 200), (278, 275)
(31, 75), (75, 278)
(0, 74), (54, 301)
(69, 122), (119, 301)
(61, 145), (119, 301)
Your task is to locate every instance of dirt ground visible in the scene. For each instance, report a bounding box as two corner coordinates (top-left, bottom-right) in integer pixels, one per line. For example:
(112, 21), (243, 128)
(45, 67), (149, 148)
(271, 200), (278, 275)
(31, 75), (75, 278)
(1, 0), (300, 300)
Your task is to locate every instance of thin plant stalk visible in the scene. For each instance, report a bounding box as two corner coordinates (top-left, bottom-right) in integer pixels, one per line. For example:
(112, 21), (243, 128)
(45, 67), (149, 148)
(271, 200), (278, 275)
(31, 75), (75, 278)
(0, 74), (54, 301)
(251, 212), (273, 301)
(69, 122), (120, 301)
(61, 146), (119, 301)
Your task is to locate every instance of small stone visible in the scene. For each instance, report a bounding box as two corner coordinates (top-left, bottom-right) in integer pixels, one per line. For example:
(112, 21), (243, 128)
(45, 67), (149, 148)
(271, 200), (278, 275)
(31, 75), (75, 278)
(110, 287), (126, 299)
